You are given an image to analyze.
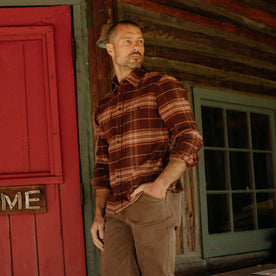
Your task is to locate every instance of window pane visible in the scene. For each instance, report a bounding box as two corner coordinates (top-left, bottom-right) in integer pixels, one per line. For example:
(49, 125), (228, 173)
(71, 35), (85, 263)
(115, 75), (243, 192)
(205, 150), (227, 190)
(257, 193), (276, 229)
(227, 110), (249, 149)
(232, 193), (255, 231)
(254, 153), (274, 189)
(251, 113), (271, 150)
(207, 194), (230, 234)
(230, 152), (252, 190)
(202, 106), (224, 147)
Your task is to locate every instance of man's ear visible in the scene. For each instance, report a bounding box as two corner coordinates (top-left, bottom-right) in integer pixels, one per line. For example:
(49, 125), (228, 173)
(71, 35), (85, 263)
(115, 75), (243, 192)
(106, 43), (113, 56)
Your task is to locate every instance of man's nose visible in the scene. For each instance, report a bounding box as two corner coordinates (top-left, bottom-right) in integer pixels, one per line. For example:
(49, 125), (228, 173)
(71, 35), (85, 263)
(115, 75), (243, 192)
(133, 41), (140, 51)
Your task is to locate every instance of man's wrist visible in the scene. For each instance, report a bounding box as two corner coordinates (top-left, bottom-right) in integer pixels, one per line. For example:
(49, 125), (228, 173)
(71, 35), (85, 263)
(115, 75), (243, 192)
(94, 188), (109, 218)
(152, 178), (170, 191)
(95, 208), (105, 218)
(151, 180), (169, 197)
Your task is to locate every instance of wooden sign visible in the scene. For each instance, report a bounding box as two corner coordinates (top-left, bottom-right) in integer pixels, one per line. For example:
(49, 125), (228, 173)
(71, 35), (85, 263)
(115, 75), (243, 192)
(0, 185), (46, 215)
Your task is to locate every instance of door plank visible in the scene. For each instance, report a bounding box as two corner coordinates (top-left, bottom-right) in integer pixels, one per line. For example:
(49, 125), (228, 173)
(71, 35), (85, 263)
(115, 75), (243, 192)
(10, 214), (38, 276)
(0, 216), (12, 276)
(36, 185), (65, 276)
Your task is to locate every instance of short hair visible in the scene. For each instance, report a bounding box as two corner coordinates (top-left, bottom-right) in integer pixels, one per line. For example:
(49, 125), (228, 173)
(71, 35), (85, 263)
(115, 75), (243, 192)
(107, 20), (142, 43)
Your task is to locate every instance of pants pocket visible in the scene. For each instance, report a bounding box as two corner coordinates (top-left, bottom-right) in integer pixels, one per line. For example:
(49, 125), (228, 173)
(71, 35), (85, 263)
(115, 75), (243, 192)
(142, 191), (165, 202)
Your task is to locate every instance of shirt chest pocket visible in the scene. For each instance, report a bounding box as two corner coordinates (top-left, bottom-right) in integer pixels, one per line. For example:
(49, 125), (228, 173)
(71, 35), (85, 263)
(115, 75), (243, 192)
(127, 94), (159, 121)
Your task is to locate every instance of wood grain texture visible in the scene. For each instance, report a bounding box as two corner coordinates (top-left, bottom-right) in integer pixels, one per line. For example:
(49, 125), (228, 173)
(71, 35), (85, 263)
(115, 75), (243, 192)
(35, 185), (65, 276)
(118, 0), (276, 97)
(144, 56), (276, 96)
(145, 45), (275, 81)
(238, 0), (276, 16)
(119, 2), (276, 56)
(184, 169), (196, 252)
(87, 0), (115, 153)
(0, 216), (12, 276)
(151, 0), (276, 36)
(119, 0), (276, 46)
(10, 214), (38, 276)
(200, 0), (276, 28)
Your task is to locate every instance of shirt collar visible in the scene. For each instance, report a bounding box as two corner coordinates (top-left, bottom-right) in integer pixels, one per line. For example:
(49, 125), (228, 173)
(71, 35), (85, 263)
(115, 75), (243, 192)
(112, 67), (147, 93)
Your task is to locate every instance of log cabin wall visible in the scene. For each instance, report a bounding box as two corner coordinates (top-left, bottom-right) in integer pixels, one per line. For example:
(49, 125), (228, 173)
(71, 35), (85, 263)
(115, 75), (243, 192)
(117, 0), (275, 98)
(87, 0), (275, 275)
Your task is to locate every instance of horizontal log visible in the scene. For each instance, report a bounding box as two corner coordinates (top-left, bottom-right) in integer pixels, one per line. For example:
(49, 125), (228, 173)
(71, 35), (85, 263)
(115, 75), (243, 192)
(143, 57), (276, 97)
(119, 2), (276, 64)
(145, 45), (275, 81)
(142, 23), (276, 65)
(144, 55), (276, 89)
(175, 250), (272, 275)
(238, 0), (276, 16)
(200, 0), (276, 28)
(151, 0), (276, 37)
(143, 35), (275, 72)
(119, 0), (276, 47)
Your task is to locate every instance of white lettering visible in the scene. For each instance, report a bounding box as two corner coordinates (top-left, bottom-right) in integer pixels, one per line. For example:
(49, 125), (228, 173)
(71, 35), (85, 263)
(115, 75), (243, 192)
(25, 190), (41, 210)
(1, 192), (22, 210)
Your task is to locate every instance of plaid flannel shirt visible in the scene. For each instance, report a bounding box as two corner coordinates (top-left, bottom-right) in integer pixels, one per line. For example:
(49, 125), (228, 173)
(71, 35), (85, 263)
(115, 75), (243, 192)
(93, 68), (203, 214)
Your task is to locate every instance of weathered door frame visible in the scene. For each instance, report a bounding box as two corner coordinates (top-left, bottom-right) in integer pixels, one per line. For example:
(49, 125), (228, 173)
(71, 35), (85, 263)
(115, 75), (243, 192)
(0, 1), (97, 275)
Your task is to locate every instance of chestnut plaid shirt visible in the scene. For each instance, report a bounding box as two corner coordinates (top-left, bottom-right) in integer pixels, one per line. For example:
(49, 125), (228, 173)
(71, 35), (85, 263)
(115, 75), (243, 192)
(93, 68), (203, 214)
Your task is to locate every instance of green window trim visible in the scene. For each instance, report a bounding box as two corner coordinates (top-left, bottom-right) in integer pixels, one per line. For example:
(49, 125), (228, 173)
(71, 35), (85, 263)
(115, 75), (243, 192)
(193, 88), (276, 258)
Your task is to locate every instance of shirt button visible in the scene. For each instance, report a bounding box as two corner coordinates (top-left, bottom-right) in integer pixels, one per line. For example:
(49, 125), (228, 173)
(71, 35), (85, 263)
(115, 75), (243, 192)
(117, 140), (120, 143)
(118, 107), (122, 111)
(116, 175), (119, 178)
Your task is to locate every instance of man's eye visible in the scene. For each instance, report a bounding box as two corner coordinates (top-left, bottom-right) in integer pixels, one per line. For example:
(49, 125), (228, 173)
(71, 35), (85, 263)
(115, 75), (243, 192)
(138, 40), (144, 44)
(124, 40), (130, 44)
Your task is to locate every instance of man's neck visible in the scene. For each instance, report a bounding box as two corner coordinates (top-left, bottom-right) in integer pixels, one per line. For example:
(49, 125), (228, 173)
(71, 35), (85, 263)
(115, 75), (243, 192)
(115, 67), (132, 83)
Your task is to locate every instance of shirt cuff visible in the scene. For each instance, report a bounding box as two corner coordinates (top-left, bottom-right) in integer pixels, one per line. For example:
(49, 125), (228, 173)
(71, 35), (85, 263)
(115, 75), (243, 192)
(169, 153), (199, 168)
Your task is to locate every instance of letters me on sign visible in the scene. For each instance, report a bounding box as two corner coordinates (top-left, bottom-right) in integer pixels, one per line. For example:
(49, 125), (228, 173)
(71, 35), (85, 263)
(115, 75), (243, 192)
(0, 185), (46, 215)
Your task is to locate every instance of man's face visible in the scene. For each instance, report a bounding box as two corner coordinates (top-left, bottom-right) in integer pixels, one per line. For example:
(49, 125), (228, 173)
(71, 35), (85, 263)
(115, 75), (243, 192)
(106, 24), (144, 73)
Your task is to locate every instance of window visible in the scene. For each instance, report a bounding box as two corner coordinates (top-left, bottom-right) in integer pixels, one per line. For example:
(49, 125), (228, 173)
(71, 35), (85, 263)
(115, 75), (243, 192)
(194, 88), (276, 258)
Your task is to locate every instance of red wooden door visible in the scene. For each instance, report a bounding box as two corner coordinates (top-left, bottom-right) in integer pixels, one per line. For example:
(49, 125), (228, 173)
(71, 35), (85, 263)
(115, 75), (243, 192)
(0, 7), (86, 276)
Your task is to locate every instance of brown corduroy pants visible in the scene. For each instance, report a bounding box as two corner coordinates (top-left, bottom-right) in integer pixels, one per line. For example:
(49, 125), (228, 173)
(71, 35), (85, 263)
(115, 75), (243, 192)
(101, 191), (181, 276)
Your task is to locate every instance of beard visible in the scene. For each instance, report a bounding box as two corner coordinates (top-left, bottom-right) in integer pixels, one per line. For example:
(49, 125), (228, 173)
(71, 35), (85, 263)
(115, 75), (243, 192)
(126, 51), (144, 69)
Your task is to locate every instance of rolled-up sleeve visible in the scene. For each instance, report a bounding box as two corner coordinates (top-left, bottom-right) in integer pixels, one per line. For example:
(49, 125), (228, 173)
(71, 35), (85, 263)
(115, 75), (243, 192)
(156, 75), (203, 167)
(93, 114), (111, 190)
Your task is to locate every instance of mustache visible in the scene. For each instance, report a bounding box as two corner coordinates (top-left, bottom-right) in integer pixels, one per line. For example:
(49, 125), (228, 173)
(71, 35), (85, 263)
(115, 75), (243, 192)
(128, 51), (142, 57)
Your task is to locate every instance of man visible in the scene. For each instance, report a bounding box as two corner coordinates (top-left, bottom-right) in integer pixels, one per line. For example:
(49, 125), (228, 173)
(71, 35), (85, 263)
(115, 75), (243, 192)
(90, 20), (203, 276)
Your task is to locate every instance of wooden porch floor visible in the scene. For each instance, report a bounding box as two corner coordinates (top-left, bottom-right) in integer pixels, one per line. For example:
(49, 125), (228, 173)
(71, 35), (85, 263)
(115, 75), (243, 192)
(210, 264), (276, 276)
